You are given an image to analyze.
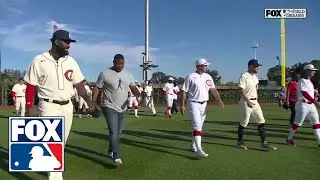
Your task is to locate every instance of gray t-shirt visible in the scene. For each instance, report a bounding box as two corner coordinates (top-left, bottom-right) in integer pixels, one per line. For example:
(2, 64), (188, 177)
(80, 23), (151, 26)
(96, 68), (135, 112)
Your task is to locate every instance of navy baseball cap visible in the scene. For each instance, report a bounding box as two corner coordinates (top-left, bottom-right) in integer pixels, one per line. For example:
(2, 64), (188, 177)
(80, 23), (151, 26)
(248, 59), (262, 66)
(51, 30), (76, 42)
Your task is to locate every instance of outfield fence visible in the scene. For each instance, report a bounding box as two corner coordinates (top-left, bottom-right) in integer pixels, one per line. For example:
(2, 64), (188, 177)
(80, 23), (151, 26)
(0, 84), (280, 106)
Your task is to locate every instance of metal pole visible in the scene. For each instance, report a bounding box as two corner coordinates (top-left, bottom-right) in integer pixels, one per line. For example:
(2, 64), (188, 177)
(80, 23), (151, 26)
(144, 0), (149, 84)
(281, 18), (286, 87)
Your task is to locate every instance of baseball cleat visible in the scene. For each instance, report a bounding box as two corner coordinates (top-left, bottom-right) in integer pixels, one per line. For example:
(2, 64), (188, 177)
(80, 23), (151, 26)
(261, 142), (277, 151)
(236, 141), (248, 150)
(195, 151), (208, 159)
(135, 115), (139, 118)
(189, 146), (197, 152)
(285, 139), (297, 147)
(114, 158), (123, 168)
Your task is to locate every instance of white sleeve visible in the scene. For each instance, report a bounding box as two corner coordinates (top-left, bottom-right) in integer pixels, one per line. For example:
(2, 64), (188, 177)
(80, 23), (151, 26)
(24, 59), (39, 86)
(238, 74), (246, 89)
(300, 79), (309, 92)
(208, 75), (215, 89)
(12, 84), (17, 92)
(163, 84), (167, 91)
(182, 76), (190, 92)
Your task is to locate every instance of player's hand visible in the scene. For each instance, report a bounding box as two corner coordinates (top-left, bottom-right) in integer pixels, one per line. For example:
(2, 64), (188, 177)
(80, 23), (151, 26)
(247, 101), (255, 108)
(180, 105), (186, 115)
(218, 100), (224, 109)
(87, 101), (95, 112)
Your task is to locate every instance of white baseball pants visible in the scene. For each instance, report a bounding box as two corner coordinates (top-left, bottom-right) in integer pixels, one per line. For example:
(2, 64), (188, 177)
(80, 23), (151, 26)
(239, 99), (265, 127)
(79, 97), (89, 109)
(166, 94), (174, 108)
(37, 99), (73, 180)
(15, 96), (26, 116)
(145, 96), (156, 114)
(293, 102), (319, 125)
(128, 97), (139, 108)
(188, 101), (207, 131)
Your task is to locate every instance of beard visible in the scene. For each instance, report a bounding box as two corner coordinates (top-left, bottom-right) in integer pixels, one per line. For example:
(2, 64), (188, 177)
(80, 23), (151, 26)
(56, 46), (69, 57)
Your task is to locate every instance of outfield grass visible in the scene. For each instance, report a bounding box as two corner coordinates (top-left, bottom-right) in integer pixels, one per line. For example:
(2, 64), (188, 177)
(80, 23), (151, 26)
(0, 104), (319, 180)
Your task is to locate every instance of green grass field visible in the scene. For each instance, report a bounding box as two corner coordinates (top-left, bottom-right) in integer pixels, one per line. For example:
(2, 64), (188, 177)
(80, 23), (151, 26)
(0, 104), (319, 180)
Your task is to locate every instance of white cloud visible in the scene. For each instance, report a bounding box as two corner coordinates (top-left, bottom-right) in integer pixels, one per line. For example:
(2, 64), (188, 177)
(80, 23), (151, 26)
(0, 20), (159, 67)
(0, 0), (27, 16)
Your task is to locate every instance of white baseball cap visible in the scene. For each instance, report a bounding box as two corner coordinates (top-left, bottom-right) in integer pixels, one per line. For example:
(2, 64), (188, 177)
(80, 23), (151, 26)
(195, 58), (210, 66)
(303, 64), (318, 71)
(168, 77), (174, 81)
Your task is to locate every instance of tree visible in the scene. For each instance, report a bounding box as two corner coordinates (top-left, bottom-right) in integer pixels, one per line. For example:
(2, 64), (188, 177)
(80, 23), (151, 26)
(150, 71), (166, 83)
(206, 69), (222, 85)
(266, 65), (291, 86)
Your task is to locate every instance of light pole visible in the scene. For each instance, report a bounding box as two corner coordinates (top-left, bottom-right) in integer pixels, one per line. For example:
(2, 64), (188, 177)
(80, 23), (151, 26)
(251, 41), (258, 59)
(140, 0), (159, 84)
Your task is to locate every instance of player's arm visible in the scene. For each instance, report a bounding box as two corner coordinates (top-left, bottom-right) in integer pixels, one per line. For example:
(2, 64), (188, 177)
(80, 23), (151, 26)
(128, 74), (140, 97)
(238, 75), (251, 104)
(92, 72), (104, 105)
(24, 60), (39, 110)
(162, 84), (167, 96)
(72, 62), (91, 104)
(209, 77), (223, 103)
(300, 80), (316, 103)
(11, 85), (16, 102)
(286, 82), (291, 103)
(180, 77), (190, 108)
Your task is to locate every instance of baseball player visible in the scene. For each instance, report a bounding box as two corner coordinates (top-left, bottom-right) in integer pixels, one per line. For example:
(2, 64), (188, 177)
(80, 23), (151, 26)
(144, 81), (157, 116)
(237, 59), (277, 151)
(24, 29), (93, 180)
(286, 64), (320, 148)
(78, 80), (92, 117)
(286, 73), (300, 125)
(128, 90), (140, 118)
(11, 77), (26, 116)
(181, 58), (224, 158)
(163, 77), (175, 118)
(136, 82), (143, 106)
(171, 81), (180, 114)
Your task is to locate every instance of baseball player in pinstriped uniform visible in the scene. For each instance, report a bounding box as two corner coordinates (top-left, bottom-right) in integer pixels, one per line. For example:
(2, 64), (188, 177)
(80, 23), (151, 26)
(237, 59), (277, 151)
(181, 58), (224, 158)
(286, 64), (320, 148)
(24, 29), (93, 180)
(11, 77), (26, 116)
(163, 77), (175, 118)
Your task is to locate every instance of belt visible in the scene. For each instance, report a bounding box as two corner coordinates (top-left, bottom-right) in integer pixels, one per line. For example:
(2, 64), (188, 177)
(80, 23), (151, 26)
(16, 96), (24, 98)
(302, 100), (313, 104)
(43, 98), (70, 105)
(191, 101), (207, 104)
(250, 98), (257, 100)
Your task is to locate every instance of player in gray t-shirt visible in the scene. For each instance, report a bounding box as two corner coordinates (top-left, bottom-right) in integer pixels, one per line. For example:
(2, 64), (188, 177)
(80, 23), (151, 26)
(92, 54), (140, 167)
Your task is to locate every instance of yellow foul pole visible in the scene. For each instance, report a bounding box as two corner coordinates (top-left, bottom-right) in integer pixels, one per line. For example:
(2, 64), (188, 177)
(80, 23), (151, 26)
(281, 18), (286, 87)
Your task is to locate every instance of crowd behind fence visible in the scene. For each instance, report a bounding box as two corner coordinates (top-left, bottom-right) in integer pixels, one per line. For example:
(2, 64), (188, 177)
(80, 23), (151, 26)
(0, 84), (280, 106)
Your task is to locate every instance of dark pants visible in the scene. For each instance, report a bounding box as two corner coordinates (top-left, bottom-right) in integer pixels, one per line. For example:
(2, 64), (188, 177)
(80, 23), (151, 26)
(102, 107), (125, 160)
(289, 102), (296, 125)
(171, 100), (178, 114)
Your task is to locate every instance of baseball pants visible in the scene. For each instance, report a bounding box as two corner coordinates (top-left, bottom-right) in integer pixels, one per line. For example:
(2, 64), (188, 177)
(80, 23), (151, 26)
(15, 96), (26, 116)
(102, 107), (125, 161)
(188, 100), (207, 153)
(288, 102), (320, 144)
(37, 98), (73, 180)
(166, 94), (174, 108)
(239, 99), (265, 127)
(79, 97), (89, 110)
(145, 96), (156, 114)
(289, 102), (296, 125)
(128, 97), (139, 108)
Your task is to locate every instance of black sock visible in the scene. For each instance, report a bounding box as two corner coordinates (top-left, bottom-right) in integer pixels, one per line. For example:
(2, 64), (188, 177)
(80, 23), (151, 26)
(237, 125), (245, 142)
(258, 123), (266, 143)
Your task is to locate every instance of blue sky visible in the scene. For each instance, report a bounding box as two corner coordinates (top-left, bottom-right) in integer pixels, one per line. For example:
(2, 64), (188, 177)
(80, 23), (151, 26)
(0, 0), (319, 83)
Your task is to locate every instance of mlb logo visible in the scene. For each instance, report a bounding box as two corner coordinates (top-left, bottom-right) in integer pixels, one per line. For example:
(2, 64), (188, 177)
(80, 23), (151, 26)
(9, 117), (64, 172)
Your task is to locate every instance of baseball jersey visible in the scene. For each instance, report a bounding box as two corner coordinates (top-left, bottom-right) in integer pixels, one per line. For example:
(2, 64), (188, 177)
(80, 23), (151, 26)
(298, 78), (315, 101)
(173, 86), (180, 100)
(144, 85), (153, 96)
(96, 68), (135, 112)
(12, 83), (26, 96)
(163, 83), (174, 95)
(182, 72), (215, 102)
(24, 52), (85, 101)
(287, 81), (298, 103)
(238, 72), (259, 99)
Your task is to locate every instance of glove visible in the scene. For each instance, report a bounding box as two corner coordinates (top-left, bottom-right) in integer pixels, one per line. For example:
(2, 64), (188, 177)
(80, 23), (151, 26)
(91, 105), (102, 118)
(282, 102), (289, 110)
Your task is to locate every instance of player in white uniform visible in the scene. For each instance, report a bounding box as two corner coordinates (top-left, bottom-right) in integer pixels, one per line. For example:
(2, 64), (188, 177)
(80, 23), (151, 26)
(237, 59), (277, 151)
(144, 81), (156, 116)
(286, 64), (320, 148)
(163, 77), (175, 118)
(171, 82), (180, 114)
(128, 90), (139, 118)
(24, 29), (92, 180)
(11, 77), (26, 116)
(136, 82), (143, 105)
(181, 58), (224, 158)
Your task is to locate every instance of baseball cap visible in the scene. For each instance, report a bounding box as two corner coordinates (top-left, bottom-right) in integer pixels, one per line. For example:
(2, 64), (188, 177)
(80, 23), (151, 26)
(303, 64), (318, 71)
(195, 58), (210, 66)
(168, 77), (174, 81)
(248, 59), (262, 66)
(51, 30), (76, 42)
